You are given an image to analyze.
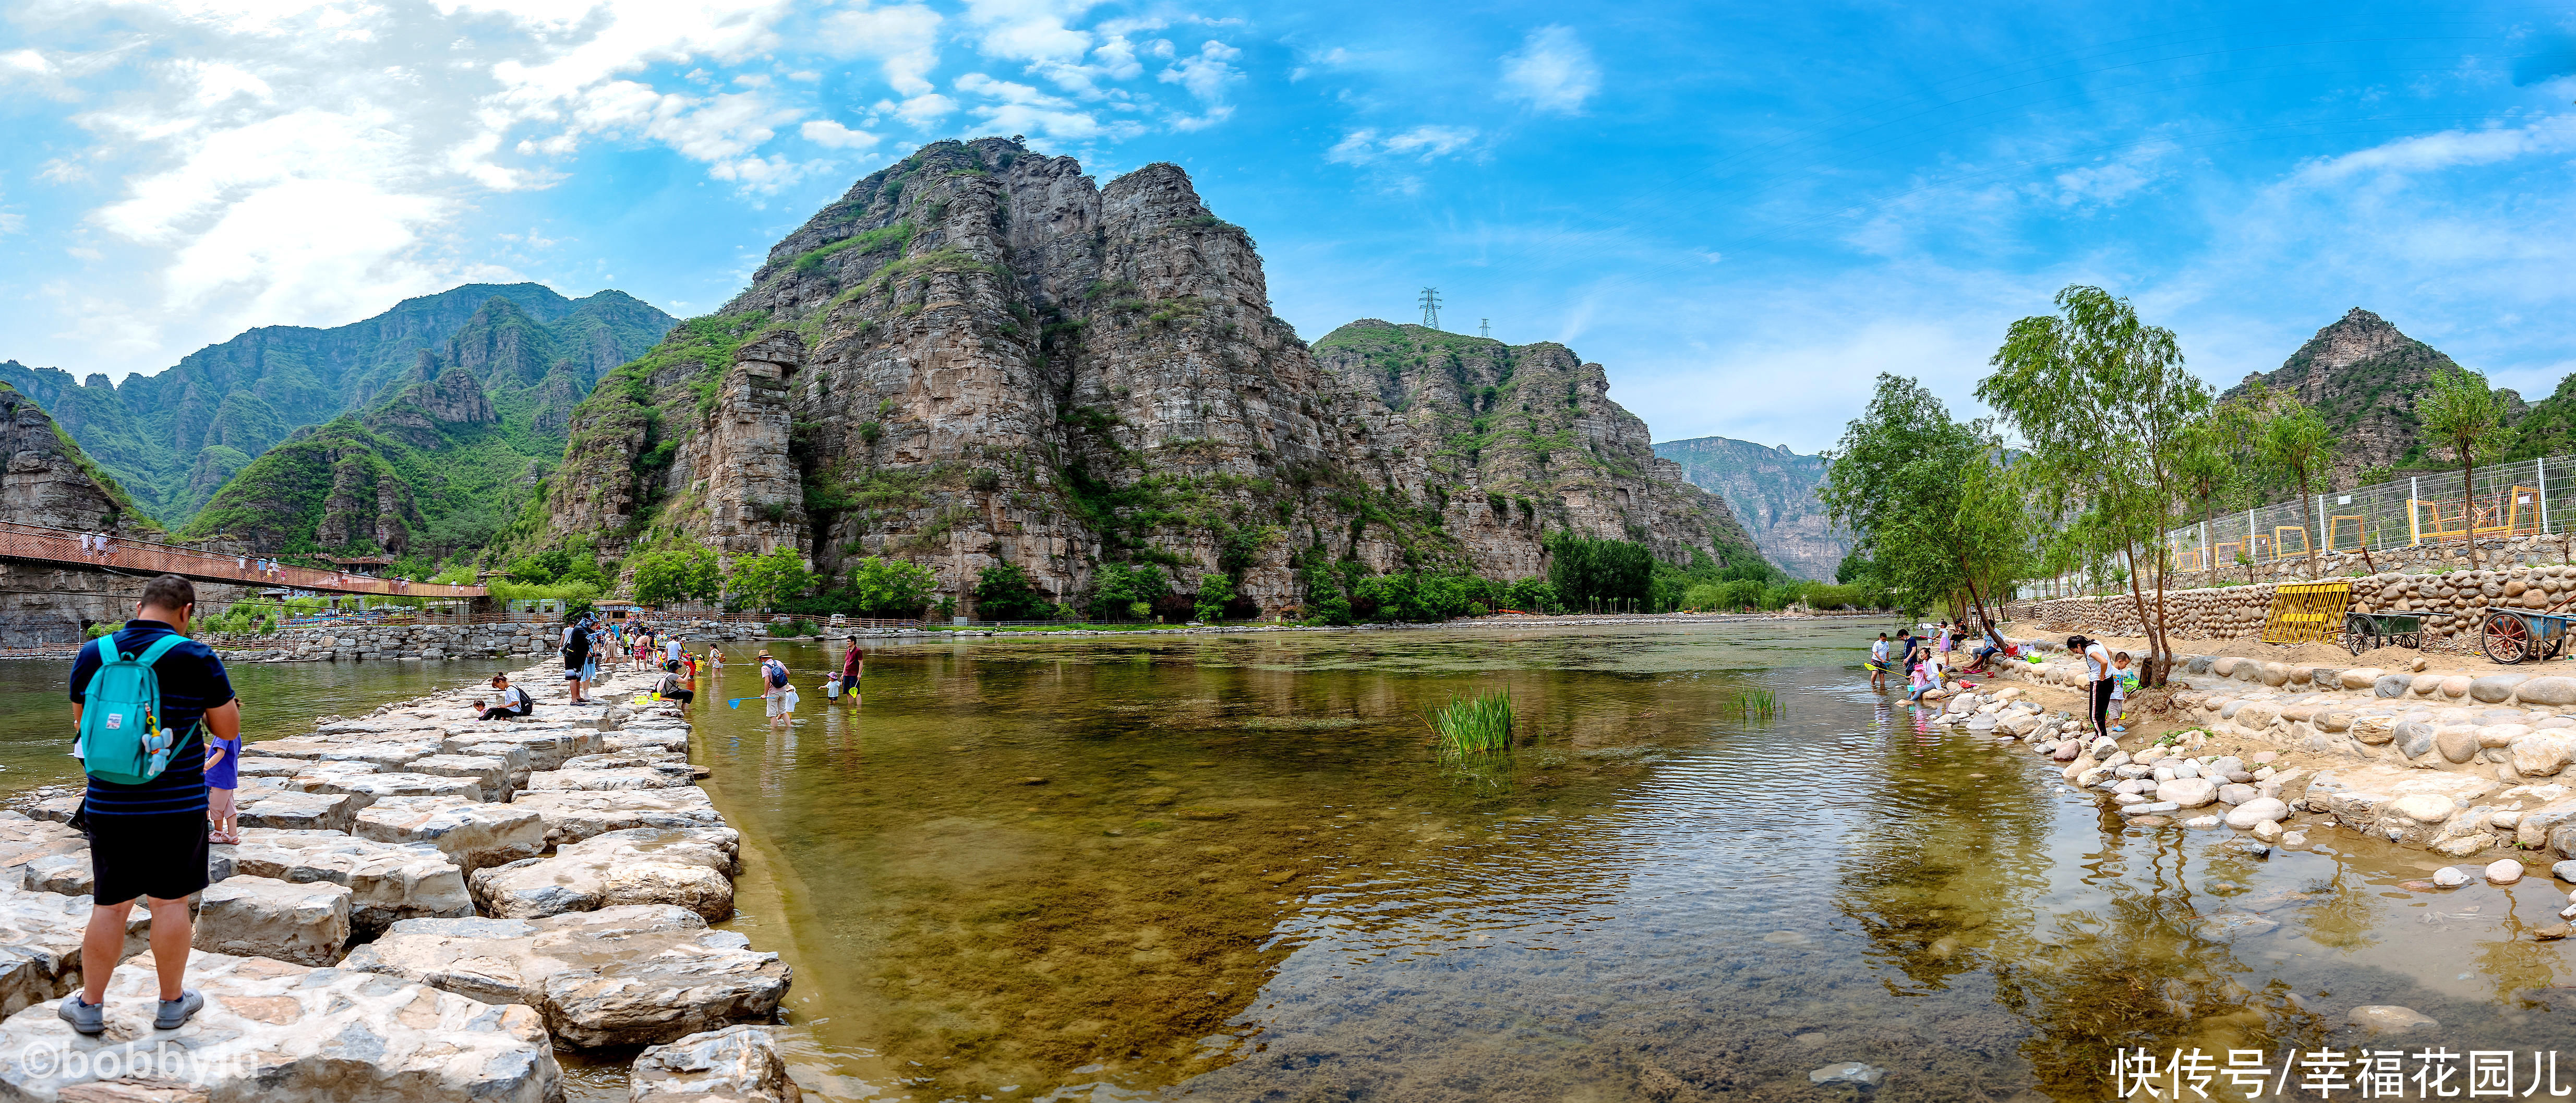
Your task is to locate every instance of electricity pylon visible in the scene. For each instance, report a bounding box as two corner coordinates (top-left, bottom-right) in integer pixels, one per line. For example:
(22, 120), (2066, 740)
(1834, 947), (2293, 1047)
(1418, 287), (1441, 330)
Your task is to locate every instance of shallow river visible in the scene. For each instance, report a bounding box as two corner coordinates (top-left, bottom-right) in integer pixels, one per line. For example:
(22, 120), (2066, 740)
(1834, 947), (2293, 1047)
(5, 625), (2574, 1102)
(680, 622), (2576, 1103)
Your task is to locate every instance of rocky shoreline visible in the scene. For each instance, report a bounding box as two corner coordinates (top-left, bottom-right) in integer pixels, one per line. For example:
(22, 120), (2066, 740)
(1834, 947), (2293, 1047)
(1939, 639), (2576, 913)
(0, 659), (799, 1100)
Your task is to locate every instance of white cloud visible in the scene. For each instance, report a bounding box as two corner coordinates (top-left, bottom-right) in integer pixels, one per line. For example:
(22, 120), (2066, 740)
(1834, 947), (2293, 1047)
(2291, 116), (2576, 184)
(955, 70), (1117, 139)
(1328, 125), (1480, 164)
(1158, 39), (1239, 101)
(882, 91), (956, 126)
(962, 0), (1098, 64)
(819, 2), (943, 97)
(801, 118), (878, 150)
(1498, 25), (1598, 114)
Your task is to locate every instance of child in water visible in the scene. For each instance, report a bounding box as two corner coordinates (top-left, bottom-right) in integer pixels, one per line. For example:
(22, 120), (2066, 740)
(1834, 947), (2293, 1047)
(1906, 661), (1934, 702)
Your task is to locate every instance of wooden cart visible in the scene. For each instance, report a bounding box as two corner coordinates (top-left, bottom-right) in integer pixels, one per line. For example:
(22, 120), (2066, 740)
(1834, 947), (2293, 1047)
(2481, 609), (2576, 664)
(2344, 612), (2424, 655)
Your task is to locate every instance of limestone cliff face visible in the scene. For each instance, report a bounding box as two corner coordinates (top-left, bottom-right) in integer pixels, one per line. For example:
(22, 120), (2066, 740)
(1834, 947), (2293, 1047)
(538, 137), (1758, 612)
(0, 383), (152, 535)
(1652, 436), (1849, 580)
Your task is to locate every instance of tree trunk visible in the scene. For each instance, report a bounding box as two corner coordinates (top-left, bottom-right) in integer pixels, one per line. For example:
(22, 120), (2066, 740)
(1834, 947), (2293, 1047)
(2120, 542), (2164, 687)
(2303, 474), (2320, 581)
(2464, 453), (2481, 569)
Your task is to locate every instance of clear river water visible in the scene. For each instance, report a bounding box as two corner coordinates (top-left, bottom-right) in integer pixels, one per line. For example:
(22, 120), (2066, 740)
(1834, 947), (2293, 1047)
(2, 621), (2572, 1103)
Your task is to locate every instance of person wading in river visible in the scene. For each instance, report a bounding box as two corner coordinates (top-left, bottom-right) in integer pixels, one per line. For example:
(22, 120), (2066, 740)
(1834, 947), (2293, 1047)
(2072, 634), (2117, 741)
(839, 637), (865, 706)
(61, 574), (232, 1035)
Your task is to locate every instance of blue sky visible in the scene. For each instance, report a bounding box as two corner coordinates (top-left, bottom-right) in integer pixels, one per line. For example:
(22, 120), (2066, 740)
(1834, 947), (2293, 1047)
(3, 1), (2574, 454)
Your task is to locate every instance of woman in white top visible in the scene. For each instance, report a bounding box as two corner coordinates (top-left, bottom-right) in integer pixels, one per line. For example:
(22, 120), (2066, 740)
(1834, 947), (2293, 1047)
(2072, 634), (2117, 741)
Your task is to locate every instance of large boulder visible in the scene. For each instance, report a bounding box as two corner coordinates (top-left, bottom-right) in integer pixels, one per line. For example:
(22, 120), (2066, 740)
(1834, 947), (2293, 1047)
(470, 827), (739, 921)
(215, 829), (472, 937)
(0, 949), (561, 1101)
(2521, 677), (2576, 706)
(631, 1025), (802, 1102)
(509, 788), (728, 847)
(352, 797), (544, 873)
(2158, 778), (2219, 808)
(2225, 798), (2290, 829)
(345, 906), (789, 1048)
(2473, 673), (2533, 703)
(191, 876), (352, 967)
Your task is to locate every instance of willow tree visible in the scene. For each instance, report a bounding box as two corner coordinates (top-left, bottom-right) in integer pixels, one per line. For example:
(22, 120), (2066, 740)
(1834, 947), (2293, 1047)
(2418, 363), (2512, 569)
(1820, 375), (2029, 625)
(1978, 285), (2208, 686)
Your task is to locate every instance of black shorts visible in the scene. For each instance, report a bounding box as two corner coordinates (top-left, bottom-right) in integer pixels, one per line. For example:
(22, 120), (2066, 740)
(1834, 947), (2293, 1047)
(86, 810), (212, 905)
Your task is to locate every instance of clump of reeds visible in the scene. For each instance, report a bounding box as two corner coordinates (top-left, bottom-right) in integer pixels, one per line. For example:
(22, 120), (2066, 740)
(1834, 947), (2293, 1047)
(1728, 688), (1777, 725)
(1426, 690), (1515, 755)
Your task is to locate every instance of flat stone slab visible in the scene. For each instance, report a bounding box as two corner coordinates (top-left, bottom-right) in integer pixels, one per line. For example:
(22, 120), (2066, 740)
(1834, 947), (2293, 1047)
(405, 754), (512, 799)
(215, 829), (471, 936)
(232, 756), (306, 778)
(192, 876), (351, 967)
(233, 789), (359, 834)
(0, 816), (90, 893)
(314, 738), (442, 769)
(295, 770), (486, 805)
(240, 737), (355, 761)
(352, 797), (544, 873)
(0, 949), (561, 1101)
(470, 827), (739, 921)
(0, 888), (146, 1018)
(525, 766), (693, 792)
(343, 905), (789, 1048)
(439, 729), (601, 772)
(631, 1025), (801, 1102)
(508, 788), (725, 846)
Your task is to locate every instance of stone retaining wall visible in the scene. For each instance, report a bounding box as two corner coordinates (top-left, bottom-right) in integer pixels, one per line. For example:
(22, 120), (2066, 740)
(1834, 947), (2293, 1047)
(2007, 563), (2576, 649)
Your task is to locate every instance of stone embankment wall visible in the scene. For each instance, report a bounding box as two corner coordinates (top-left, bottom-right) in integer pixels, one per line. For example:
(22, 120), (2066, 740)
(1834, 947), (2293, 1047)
(2008, 563), (2576, 649)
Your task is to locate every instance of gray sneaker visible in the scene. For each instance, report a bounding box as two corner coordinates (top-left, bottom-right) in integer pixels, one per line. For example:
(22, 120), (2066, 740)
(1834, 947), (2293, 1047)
(57, 994), (103, 1036)
(153, 989), (202, 1030)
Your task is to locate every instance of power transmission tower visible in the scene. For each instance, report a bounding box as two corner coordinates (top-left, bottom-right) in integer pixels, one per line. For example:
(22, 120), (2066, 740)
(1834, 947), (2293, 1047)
(1418, 287), (1441, 330)
(1479, 318), (1490, 339)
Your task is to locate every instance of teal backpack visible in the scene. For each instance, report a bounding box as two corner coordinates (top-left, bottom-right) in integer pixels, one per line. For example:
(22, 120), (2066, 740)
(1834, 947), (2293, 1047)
(77, 634), (192, 786)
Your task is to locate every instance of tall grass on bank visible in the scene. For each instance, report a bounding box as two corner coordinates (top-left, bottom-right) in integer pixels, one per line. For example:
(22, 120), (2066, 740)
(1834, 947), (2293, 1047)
(1426, 690), (1515, 755)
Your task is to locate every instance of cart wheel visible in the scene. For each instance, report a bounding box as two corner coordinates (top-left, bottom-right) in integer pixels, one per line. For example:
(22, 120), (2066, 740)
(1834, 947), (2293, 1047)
(2347, 630), (2368, 657)
(2484, 614), (2532, 664)
(2401, 633), (2423, 650)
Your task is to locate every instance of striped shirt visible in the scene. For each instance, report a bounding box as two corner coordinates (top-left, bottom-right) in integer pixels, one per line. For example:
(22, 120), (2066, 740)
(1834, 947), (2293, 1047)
(68, 620), (232, 817)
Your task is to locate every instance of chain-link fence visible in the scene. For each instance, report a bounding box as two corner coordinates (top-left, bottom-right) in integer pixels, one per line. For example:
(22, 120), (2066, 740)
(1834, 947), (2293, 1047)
(2165, 456), (2569, 569)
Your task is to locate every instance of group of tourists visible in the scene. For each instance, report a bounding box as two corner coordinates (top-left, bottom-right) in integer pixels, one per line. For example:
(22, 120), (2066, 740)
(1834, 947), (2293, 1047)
(74, 531), (121, 561)
(1868, 617), (2019, 701)
(745, 637), (868, 724)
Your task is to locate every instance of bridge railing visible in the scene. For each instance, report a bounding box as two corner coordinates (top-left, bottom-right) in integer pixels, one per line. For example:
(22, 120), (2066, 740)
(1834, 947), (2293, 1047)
(0, 521), (487, 599)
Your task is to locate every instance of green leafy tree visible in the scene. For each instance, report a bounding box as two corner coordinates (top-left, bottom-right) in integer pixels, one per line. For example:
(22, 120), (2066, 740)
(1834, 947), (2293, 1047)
(974, 561), (1054, 621)
(1087, 562), (1170, 620)
(849, 557), (937, 617)
(1979, 285), (2207, 684)
(631, 545), (721, 606)
(2418, 363), (2513, 569)
(1544, 532), (1654, 613)
(726, 548), (814, 610)
(2172, 394), (2264, 584)
(2245, 387), (2334, 578)
(1192, 572), (1235, 622)
(1821, 375), (2031, 626)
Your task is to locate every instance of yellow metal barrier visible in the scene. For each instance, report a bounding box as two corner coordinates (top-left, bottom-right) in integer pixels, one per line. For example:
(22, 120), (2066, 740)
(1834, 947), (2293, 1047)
(2271, 525), (2310, 560)
(2261, 580), (2354, 645)
(2327, 514), (2367, 552)
(2413, 487), (2543, 543)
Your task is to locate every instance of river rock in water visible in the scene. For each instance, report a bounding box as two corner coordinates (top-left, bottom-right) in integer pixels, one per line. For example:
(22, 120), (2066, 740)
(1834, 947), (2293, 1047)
(2486, 859), (2525, 884)
(1809, 1062), (1887, 1087)
(2346, 1005), (2440, 1035)
(2434, 867), (2470, 887)
(215, 829), (473, 937)
(508, 788), (729, 847)
(470, 827), (739, 921)
(631, 1024), (802, 1102)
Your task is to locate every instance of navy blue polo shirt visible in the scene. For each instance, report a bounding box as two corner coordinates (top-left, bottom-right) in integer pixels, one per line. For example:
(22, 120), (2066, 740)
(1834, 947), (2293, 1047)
(67, 620), (233, 817)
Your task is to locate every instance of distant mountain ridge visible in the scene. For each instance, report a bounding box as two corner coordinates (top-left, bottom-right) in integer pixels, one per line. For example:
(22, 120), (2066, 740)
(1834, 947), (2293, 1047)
(1652, 436), (1848, 580)
(0, 283), (672, 525)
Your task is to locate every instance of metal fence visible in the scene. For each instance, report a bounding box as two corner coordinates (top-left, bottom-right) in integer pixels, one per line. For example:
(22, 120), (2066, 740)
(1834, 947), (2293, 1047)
(2165, 455), (2572, 570)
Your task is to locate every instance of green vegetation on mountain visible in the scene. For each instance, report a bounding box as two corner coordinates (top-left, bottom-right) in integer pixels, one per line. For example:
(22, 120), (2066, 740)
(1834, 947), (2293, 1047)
(0, 283), (670, 525)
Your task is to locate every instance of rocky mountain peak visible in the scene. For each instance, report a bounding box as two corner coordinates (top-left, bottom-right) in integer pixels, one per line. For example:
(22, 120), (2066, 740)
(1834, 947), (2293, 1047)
(534, 136), (1757, 612)
(2224, 307), (2469, 477)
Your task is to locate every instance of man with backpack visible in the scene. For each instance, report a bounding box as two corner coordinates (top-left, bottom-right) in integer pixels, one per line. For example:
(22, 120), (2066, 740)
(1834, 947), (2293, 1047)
(757, 651), (792, 722)
(562, 615), (594, 704)
(61, 574), (230, 1035)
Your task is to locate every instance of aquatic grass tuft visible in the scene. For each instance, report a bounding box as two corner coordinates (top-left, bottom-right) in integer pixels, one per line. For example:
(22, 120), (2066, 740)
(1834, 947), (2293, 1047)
(1425, 690), (1515, 755)
(1724, 687), (1777, 725)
